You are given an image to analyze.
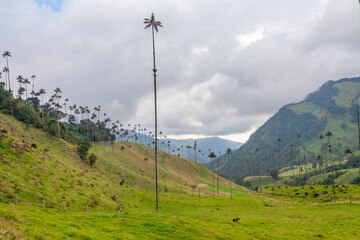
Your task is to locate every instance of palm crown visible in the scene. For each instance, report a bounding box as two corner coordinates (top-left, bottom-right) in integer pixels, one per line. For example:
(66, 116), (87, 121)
(144, 13), (163, 32)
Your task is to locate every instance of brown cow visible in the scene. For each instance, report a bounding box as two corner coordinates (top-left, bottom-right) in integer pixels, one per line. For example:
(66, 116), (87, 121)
(233, 218), (240, 223)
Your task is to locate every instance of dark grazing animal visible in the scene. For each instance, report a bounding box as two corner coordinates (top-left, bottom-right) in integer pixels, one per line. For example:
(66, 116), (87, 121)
(233, 218), (240, 223)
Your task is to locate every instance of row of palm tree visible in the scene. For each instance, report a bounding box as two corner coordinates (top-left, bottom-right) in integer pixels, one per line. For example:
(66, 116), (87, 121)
(250, 128), (357, 197)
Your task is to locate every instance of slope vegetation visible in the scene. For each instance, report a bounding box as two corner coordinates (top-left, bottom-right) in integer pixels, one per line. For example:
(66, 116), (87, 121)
(226, 77), (360, 182)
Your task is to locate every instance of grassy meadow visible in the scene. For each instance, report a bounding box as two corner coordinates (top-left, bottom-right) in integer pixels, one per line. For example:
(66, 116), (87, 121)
(1, 113), (360, 239)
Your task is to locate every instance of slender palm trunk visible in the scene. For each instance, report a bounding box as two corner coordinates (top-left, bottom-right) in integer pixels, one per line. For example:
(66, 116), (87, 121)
(257, 151), (261, 187)
(217, 158), (219, 195)
(25, 84), (28, 109)
(5, 57), (14, 132)
(328, 137), (336, 202)
(278, 142), (282, 183)
(6, 58), (11, 91)
(298, 139), (301, 181)
(211, 158), (214, 198)
(151, 26), (159, 213)
(357, 100), (360, 150)
(228, 156), (232, 199)
(320, 138), (325, 192)
(41, 95), (44, 122)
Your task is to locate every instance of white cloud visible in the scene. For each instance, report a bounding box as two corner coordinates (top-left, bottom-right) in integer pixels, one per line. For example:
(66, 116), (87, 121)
(236, 29), (265, 50)
(1, 0), (360, 143)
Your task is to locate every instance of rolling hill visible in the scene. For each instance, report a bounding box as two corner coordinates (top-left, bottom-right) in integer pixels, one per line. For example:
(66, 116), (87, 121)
(0, 112), (240, 213)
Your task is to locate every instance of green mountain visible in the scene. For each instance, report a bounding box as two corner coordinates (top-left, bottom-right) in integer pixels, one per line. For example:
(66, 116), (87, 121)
(226, 77), (360, 182)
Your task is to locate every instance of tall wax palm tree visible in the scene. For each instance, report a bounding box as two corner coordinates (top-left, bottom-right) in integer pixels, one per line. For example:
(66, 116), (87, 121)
(2, 51), (11, 91)
(193, 141), (197, 162)
(326, 131), (336, 202)
(64, 98), (69, 114)
(16, 75), (23, 98)
(345, 149), (352, 183)
(208, 152), (216, 198)
(217, 152), (221, 195)
(357, 99), (360, 150)
(290, 144), (295, 185)
(226, 148), (233, 199)
(277, 138), (282, 183)
(3, 51), (14, 132)
(297, 134), (302, 180)
(39, 88), (46, 122)
(23, 78), (30, 107)
(31, 75), (36, 99)
(319, 134), (325, 188)
(255, 148), (261, 188)
(54, 87), (62, 149)
(2, 67), (8, 90)
(144, 12), (163, 213)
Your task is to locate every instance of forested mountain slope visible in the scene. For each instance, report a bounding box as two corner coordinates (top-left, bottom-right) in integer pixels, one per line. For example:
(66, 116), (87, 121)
(225, 77), (360, 181)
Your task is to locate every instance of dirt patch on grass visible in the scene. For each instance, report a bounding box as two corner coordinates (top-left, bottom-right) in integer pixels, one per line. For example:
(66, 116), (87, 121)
(249, 192), (301, 207)
(196, 183), (208, 188)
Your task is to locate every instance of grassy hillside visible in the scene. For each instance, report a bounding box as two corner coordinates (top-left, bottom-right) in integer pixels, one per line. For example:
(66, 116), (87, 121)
(227, 77), (360, 185)
(1, 98), (360, 239)
(2, 185), (360, 239)
(0, 112), (241, 212)
(243, 176), (281, 189)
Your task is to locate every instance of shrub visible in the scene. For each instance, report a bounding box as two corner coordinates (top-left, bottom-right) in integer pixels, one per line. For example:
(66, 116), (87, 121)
(312, 192), (320, 198)
(351, 176), (360, 184)
(88, 153), (97, 167)
(119, 179), (125, 185)
(77, 141), (91, 160)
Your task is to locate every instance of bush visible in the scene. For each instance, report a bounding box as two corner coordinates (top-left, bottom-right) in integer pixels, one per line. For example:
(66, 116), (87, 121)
(88, 153), (97, 167)
(351, 176), (360, 184)
(77, 141), (91, 160)
(312, 191), (320, 198)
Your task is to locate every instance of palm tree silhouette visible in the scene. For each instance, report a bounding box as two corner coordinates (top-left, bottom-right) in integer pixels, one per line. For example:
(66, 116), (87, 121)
(2, 51), (11, 91)
(217, 151), (221, 195)
(277, 138), (282, 183)
(23, 78), (30, 107)
(226, 148), (232, 199)
(16, 75), (23, 98)
(290, 144), (295, 185)
(318, 134), (325, 190)
(297, 134), (302, 181)
(31, 75), (36, 98)
(3, 51), (14, 132)
(255, 148), (261, 188)
(144, 13), (163, 212)
(326, 131), (336, 202)
(2, 67), (8, 90)
(39, 88), (46, 122)
(208, 152), (216, 198)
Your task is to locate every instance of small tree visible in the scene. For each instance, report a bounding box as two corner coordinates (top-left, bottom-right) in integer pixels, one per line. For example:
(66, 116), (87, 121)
(88, 153), (97, 167)
(77, 141), (91, 160)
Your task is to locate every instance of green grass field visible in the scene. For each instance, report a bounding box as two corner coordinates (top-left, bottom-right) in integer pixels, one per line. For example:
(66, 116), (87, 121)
(2, 191), (360, 239)
(1, 113), (360, 239)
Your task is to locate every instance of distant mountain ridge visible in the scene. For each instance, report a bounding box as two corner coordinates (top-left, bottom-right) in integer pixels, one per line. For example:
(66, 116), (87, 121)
(164, 137), (242, 163)
(223, 76), (360, 181)
(117, 132), (242, 163)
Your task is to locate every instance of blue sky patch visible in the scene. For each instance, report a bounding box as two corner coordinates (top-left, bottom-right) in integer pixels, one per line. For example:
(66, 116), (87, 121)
(35, 0), (64, 12)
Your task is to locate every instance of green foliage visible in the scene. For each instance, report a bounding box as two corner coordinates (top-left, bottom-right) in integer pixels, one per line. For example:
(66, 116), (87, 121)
(229, 77), (360, 182)
(77, 141), (91, 160)
(351, 176), (360, 184)
(88, 153), (97, 166)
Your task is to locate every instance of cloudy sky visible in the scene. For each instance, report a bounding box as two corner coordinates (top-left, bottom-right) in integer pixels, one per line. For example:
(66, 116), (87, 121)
(1, 0), (360, 143)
